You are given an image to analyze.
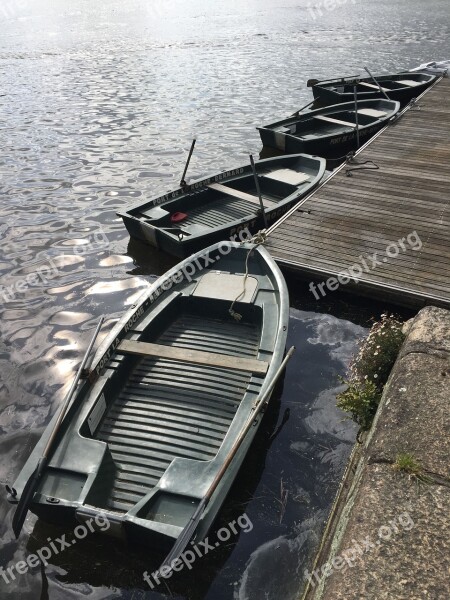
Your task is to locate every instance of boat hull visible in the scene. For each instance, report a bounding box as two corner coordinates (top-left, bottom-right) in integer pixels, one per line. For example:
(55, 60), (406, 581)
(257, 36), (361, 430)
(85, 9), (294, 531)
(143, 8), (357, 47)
(258, 99), (400, 159)
(312, 72), (436, 106)
(258, 120), (385, 157)
(118, 154), (326, 258)
(121, 193), (307, 258)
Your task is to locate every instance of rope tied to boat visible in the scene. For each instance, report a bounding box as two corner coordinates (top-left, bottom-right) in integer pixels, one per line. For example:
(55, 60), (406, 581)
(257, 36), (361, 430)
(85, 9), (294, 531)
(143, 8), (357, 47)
(407, 98), (421, 111)
(250, 229), (268, 245)
(228, 308), (243, 321)
(391, 98), (421, 126)
(345, 152), (379, 177)
(229, 232), (267, 321)
(228, 247), (253, 321)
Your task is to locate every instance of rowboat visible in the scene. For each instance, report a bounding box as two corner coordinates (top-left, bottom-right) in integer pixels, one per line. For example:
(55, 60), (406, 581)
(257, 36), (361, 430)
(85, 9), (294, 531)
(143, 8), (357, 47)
(311, 72), (436, 106)
(117, 154), (325, 258)
(258, 99), (400, 157)
(8, 241), (289, 555)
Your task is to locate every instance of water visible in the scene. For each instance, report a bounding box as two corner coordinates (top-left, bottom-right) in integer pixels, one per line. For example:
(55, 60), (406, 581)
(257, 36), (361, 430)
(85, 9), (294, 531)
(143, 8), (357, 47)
(0, 1), (448, 598)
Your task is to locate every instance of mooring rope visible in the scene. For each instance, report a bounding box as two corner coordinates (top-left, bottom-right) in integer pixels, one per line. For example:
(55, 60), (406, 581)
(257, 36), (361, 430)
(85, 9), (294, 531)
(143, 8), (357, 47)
(249, 230), (268, 245)
(345, 152), (379, 177)
(228, 232), (267, 321)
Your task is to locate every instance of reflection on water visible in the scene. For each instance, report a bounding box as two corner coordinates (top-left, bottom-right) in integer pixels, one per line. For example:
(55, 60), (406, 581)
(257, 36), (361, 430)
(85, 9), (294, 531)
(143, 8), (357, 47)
(0, 0), (446, 598)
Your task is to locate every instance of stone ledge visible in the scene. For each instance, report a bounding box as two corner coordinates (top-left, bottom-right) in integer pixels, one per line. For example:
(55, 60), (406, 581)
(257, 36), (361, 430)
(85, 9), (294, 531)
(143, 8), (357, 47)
(400, 306), (450, 359)
(368, 352), (449, 477)
(315, 463), (450, 600)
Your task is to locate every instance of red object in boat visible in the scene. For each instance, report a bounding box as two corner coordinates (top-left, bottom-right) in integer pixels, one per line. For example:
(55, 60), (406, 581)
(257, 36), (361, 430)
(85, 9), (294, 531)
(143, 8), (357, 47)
(171, 212), (188, 223)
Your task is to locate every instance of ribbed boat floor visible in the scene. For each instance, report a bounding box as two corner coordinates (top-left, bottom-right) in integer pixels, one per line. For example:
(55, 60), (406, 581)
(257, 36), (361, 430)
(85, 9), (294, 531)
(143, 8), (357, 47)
(183, 195), (278, 228)
(96, 313), (262, 513)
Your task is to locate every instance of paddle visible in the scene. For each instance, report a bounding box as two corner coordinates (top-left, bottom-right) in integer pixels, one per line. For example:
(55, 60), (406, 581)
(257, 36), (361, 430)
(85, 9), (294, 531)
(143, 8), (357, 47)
(353, 84), (360, 149)
(364, 67), (390, 100)
(291, 98), (316, 117)
(11, 316), (105, 538)
(307, 75), (360, 87)
(160, 346), (296, 573)
(180, 139), (196, 188)
(249, 154), (268, 229)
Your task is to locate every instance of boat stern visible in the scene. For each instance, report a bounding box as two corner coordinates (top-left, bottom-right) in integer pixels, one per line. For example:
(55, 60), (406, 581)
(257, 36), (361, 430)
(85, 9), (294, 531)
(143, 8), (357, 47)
(74, 490), (202, 552)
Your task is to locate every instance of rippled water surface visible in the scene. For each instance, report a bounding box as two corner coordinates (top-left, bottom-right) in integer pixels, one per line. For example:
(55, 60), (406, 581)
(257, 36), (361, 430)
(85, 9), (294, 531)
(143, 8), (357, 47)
(1, 1), (448, 599)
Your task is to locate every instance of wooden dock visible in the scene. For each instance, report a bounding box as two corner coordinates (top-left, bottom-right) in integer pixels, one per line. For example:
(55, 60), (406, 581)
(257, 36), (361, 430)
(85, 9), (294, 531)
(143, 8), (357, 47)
(265, 77), (450, 308)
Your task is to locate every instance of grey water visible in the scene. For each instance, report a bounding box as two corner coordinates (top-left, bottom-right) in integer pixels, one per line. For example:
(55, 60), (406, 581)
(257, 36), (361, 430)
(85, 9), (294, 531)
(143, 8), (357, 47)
(0, 1), (448, 599)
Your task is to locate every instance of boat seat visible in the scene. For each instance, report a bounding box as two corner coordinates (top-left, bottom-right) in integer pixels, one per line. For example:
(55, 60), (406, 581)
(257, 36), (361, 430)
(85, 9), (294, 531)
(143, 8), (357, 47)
(116, 339), (269, 374)
(301, 133), (321, 140)
(314, 115), (356, 128)
(263, 169), (310, 186)
(192, 272), (258, 303)
(140, 206), (170, 219)
(358, 81), (390, 92)
(396, 79), (420, 87)
(356, 108), (387, 118)
(207, 182), (277, 208)
(180, 223), (209, 234)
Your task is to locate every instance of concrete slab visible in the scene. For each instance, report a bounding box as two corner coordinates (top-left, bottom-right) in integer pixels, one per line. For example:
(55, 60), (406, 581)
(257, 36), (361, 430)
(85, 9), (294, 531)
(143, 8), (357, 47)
(316, 463), (450, 600)
(368, 352), (450, 477)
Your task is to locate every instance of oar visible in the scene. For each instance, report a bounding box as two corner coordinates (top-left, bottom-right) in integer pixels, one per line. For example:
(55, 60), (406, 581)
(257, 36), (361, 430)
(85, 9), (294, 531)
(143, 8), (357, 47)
(11, 316), (105, 538)
(307, 74), (360, 87)
(160, 346), (296, 572)
(180, 138), (196, 188)
(291, 98), (316, 116)
(249, 154), (268, 229)
(353, 84), (360, 149)
(364, 67), (390, 100)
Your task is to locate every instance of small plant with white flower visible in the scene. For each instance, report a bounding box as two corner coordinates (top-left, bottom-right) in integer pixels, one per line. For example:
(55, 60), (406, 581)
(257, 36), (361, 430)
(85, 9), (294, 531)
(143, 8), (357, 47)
(337, 314), (405, 430)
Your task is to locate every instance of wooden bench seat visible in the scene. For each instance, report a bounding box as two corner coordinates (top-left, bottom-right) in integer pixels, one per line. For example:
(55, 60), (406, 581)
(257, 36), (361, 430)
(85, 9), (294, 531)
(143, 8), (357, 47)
(356, 108), (387, 118)
(263, 169), (310, 186)
(117, 339), (269, 374)
(314, 114), (356, 128)
(207, 182), (277, 208)
(396, 79), (420, 87)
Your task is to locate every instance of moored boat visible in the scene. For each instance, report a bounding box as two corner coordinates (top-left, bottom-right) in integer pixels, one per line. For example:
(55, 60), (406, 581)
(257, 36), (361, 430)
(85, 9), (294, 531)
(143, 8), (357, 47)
(311, 72), (436, 106)
(258, 99), (400, 157)
(8, 241), (289, 554)
(117, 154), (325, 258)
